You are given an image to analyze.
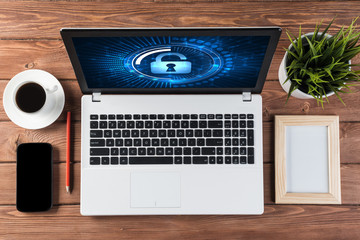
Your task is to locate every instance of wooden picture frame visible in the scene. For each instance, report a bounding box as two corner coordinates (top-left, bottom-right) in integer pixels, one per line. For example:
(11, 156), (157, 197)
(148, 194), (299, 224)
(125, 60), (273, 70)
(275, 115), (341, 204)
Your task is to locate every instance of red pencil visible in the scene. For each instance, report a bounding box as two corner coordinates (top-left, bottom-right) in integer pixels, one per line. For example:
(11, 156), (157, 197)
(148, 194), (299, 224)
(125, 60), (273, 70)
(66, 111), (71, 193)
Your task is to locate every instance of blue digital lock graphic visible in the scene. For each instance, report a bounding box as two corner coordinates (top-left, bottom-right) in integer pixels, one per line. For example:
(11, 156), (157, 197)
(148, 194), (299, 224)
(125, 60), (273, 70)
(151, 52), (192, 74)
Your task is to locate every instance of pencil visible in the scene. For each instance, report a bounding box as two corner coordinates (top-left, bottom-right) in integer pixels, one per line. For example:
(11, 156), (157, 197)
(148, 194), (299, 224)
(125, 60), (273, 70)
(66, 111), (71, 193)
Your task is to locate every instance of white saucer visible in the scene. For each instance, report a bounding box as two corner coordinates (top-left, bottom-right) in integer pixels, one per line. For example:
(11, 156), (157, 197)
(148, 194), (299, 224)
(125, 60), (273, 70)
(3, 70), (65, 129)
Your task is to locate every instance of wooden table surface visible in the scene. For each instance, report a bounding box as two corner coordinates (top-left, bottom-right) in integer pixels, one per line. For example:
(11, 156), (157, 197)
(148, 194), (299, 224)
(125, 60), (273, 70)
(1, 0), (360, 239)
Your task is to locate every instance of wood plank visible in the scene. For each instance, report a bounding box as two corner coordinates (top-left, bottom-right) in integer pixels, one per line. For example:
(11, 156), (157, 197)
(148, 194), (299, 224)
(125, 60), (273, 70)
(0, 2), (359, 39)
(0, 39), (359, 81)
(0, 204), (359, 240)
(1, 80), (359, 122)
(1, 112), (360, 164)
(0, 163), (359, 205)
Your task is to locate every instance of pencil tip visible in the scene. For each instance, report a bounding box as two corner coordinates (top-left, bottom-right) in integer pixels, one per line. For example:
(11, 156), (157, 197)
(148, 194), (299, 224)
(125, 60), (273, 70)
(66, 186), (70, 193)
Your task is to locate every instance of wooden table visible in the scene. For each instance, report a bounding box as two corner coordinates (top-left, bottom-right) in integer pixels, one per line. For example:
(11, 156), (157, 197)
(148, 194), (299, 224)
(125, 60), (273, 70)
(1, 1), (360, 239)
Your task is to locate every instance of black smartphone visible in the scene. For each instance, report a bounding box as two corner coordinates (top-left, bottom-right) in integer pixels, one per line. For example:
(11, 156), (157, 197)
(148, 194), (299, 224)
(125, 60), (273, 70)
(16, 143), (53, 212)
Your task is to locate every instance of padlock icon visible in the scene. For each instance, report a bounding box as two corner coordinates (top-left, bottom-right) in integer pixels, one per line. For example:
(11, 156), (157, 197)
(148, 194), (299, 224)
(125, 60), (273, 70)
(151, 52), (191, 74)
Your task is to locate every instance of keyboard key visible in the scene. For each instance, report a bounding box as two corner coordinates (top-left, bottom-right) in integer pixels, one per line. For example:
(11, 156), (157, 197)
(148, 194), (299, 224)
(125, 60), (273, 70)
(181, 121), (189, 128)
(207, 114), (214, 119)
(138, 148), (146, 155)
(225, 114), (231, 119)
(240, 156), (247, 164)
(163, 121), (171, 128)
(232, 138), (239, 146)
(122, 130), (130, 138)
(200, 114), (206, 119)
(129, 148), (137, 155)
(158, 114), (165, 119)
(190, 121), (198, 128)
(191, 114), (198, 119)
(247, 130), (254, 146)
(165, 148), (173, 155)
(225, 157), (231, 164)
(195, 130), (202, 137)
(90, 139), (105, 147)
(156, 148), (165, 155)
(116, 114), (124, 120)
(161, 139), (169, 146)
(120, 157), (128, 165)
(136, 121), (144, 128)
(208, 121), (223, 128)
(232, 130), (239, 137)
(125, 114), (131, 119)
(125, 139), (132, 146)
(197, 139), (205, 146)
(225, 147), (231, 155)
(225, 138), (231, 146)
(232, 121), (239, 128)
(179, 138), (187, 146)
(170, 138), (178, 146)
(232, 156), (239, 164)
(183, 147), (191, 155)
(150, 130), (157, 137)
(175, 114), (181, 119)
(217, 157), (223, 164)
(154, 121), (162, 128)
(104, 130), (112, 138)
(143, 139), (151, 146)
(147, 148), (155, 155)
(101, 157), (109, 165)
(240, 114), (246, 119)
(129, 157), (173, 164)
(247, 114), (254, 119)
(206, 139), (223, 146)
(141, 130), (148, 137)
(90, 121), (98, 129)
(166, 114), (174, 119)
(193, 147), (201, 155)
(217, 147), (223, 155)
(152, 139), (160, 146)
(186, 130), (194, 137)
(106, 139), (114, 146)
(159, 130), (166, 138)
(232, 114), (238, 119)
(174, 148), (182, 155)
(131, 130), (140, 137)
(215, 114), (223, 119)
(172, 121), (180, 128)
(168, 130), (175, 137)
(111, 157), (119, 164)
(127, 121), (135, 128)
(141, 114), (149, 120)
(199, 121), (207, 128)
(90, 130), (103, 138)
(113, 130), (121, 137)
(225, 130), (231, 137)
(182, 114), (190, 119)
(204, 130), (211, 137)
(240, 147), (246, 155)
(247, 120), (254, 128)
(193, 157), (208, 164)
(224, 121), (231, 128)
(240, 129), (246, 137)
(176, 130), (185, 137)
(99, 121), (107, 129)
(100, 114), (107, 120)
(240, 121), (246, 128)
(120, 148), (128, 155)
(202, 147), (216, 155)
(188, 139), (196, 146)
(111, 148), (119, 155)
(145, 121), (153, 128)
(108, 114), (115, 119)
(213, 130), (223, 137)
(133, 139), (141, 146)
(90, 157), (100, 165)
(118, 121), (126, 128)
(90, 148), (109, 156)
(150, 114), (156, 119)
(240, 138), (246, 146)
(175, 157), (182, 164)
(115, 139), (123, 146)
(232, 147), (239, 155)
(209, 156), (216, 164)
(184, 157), (191, 164)
(90, 114), (98, 120)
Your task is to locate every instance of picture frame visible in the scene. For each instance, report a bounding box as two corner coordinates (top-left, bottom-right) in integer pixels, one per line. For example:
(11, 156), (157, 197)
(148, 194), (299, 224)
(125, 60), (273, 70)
(275, 115), (341, 204)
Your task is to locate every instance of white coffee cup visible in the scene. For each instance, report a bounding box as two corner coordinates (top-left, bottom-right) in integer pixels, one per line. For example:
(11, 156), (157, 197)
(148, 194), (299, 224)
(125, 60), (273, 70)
(3, 70), (65, 129)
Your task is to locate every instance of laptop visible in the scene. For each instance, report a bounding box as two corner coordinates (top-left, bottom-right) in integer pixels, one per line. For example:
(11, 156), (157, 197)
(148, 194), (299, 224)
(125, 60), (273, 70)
(61, 27), (281, 215)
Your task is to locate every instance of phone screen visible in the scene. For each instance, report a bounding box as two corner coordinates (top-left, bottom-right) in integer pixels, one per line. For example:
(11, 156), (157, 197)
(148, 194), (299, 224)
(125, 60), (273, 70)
(16, 143), (53, 212)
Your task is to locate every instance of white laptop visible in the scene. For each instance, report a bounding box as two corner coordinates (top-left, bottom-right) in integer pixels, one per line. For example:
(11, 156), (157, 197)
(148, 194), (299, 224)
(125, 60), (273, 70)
(61, 27), (281, 215)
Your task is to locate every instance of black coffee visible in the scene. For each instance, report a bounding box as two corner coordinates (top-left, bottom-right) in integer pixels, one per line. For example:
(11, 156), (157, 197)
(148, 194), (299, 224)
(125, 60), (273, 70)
(15, 82), (46, 113)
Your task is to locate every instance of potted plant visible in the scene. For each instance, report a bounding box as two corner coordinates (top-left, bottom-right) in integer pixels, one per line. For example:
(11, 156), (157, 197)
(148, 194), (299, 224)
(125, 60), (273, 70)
(278, 18), (360, 107)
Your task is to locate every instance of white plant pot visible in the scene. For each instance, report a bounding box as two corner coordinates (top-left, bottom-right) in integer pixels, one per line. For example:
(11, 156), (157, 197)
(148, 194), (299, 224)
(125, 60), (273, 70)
(278, 32), (335, 99)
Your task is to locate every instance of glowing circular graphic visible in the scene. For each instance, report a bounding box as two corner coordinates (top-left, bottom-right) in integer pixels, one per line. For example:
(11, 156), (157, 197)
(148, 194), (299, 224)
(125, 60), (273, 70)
(124, 44), (223, 85)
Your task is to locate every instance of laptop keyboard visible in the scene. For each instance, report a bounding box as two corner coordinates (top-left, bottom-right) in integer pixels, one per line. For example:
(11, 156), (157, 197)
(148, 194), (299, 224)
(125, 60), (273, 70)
(89, 114), (255, 165)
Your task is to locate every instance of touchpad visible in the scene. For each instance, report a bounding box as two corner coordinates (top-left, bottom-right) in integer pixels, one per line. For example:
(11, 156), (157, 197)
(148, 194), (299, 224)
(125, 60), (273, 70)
(131, 172), (181, 208)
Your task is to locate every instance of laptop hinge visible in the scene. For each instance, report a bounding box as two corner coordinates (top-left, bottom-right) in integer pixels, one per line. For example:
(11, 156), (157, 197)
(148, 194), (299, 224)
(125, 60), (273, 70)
(242, 92), (252, 102)
(92, 92), (101, 102)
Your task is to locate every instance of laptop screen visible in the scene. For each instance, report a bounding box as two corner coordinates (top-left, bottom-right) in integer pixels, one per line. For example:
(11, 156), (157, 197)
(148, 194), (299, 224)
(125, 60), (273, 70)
(61, 28), (281, 94)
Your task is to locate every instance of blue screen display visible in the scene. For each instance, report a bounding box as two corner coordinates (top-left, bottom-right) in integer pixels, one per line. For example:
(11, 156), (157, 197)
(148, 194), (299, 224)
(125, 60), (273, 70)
(72, 36), (270, 89)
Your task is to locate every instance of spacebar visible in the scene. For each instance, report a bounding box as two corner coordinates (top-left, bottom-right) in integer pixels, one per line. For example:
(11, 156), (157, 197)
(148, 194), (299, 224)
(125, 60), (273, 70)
(129, 157), (173, 164)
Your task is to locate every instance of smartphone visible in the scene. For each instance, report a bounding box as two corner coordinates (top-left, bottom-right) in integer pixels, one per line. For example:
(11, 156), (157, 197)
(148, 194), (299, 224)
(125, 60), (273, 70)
(16, 143), (53, 212)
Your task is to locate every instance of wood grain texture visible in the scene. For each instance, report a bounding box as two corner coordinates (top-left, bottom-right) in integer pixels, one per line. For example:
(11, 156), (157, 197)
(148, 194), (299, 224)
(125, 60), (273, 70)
(0, 163), (359, 205)
(0, 40), (359, 81)
(0, 204), (359, 240)
(1, 80), (359, 122)
(0, 2), (359, 39)
(1, 118), (360, 164)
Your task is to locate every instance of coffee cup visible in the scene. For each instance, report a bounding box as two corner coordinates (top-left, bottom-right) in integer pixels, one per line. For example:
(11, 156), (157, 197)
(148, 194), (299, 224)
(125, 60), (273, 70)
(3, 70), (65, 129)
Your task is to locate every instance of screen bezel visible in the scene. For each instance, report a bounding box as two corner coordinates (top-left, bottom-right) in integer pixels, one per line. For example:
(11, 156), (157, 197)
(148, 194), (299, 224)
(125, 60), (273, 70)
(61, 27), (281, 94)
